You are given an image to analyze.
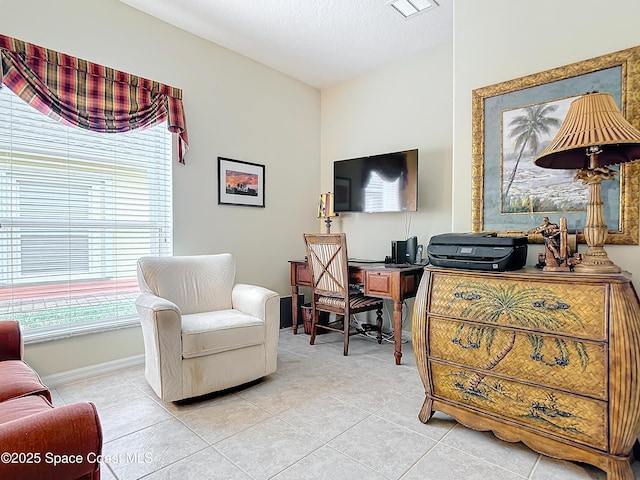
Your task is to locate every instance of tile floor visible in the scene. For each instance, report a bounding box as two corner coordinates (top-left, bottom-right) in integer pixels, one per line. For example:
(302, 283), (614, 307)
(50, 329), (639, 480)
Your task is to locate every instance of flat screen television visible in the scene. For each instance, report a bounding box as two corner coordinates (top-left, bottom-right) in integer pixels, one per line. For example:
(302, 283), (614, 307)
(333, 149), (418, 213)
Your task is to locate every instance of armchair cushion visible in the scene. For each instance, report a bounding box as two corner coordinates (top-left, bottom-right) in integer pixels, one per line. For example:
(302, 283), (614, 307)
(0, 360), (50, 403)
(181, 310), (264, 359)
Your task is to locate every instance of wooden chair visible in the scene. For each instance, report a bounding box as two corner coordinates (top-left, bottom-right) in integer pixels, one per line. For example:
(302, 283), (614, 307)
(303, 233), (383, 355)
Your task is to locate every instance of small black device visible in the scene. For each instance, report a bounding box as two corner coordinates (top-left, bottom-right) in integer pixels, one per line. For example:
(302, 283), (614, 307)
(405, 236), (418, 264)
(427, 232), (527, 271)
(391, 236), (418, 264)
(391, 240), (405, 264)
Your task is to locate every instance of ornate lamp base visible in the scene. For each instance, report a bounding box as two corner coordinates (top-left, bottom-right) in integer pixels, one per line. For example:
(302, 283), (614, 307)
(572, 166), (621, 274)
(573, 248), (621, 274)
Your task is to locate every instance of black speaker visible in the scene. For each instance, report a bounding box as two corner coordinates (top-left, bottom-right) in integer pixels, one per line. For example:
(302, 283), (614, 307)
(392, 240), (408, 264)
(405, 236), (418, 264)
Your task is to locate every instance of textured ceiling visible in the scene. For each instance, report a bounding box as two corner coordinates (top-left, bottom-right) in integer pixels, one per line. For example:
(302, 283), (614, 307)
(116, 0), (453, 88)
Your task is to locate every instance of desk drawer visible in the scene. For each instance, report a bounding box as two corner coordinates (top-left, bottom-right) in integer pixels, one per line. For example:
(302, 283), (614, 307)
(295, 263), (312, 287)
(365, 270), (393, 296)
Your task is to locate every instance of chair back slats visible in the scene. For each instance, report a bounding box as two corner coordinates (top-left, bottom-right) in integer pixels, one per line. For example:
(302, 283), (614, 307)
(304, 234), (349, 297)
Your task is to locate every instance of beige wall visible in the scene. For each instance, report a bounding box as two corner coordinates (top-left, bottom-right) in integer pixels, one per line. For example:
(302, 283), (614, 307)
(319, 43), (454, 334)
(1, 0), (320, 375)
(321, 42), (454, 260)
(453, 0), (640, 272)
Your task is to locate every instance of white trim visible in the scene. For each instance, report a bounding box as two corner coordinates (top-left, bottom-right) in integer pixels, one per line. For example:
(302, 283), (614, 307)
(41, 354), (144, 388)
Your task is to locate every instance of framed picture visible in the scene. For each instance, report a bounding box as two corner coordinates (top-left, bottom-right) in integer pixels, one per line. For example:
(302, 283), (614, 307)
(471, 46), (640, 245)
(218, 157), (265, 208)
(334, 177), (351, 212)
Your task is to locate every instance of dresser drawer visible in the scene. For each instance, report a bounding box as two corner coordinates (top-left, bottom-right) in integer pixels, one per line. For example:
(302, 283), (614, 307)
(427, 272), (606, 341)
(429, 360), (607, 450)
(427, 316), (606, 399)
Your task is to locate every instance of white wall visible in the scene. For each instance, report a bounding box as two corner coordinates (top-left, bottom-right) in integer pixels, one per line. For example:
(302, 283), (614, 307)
(321, 43), (454, 260)
(1, 0), (320, 375)
(453, 0), (640, 274)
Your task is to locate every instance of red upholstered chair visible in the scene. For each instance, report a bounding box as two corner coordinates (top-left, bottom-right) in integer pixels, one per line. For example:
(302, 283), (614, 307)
(0, 321), (103, 480)
(0, 320), (50, 403)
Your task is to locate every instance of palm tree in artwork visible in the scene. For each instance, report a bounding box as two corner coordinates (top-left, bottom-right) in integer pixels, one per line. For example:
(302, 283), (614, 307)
(503, 104), (563, 203)
(450, 281), (588, 394)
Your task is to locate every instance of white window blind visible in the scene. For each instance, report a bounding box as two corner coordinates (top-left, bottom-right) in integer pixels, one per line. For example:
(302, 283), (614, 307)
(364, 171), (402, 212)
(0, 86), (173, 341)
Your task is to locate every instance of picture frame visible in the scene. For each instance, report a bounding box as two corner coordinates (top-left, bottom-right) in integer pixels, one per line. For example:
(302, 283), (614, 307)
(217, 157), (265, 208)
(471, 46), (640, 245)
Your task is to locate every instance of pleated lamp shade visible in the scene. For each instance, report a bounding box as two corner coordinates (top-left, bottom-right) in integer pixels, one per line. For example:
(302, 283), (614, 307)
(534, 92), (640, 169)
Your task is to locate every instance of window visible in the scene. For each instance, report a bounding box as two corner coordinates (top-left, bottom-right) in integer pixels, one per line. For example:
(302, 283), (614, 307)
(363, 170), (402, 212)
(0, 86), (173, 341)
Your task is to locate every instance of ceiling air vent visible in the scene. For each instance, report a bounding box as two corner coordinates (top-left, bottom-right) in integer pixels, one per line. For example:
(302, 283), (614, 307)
(388, 0), (439, 19)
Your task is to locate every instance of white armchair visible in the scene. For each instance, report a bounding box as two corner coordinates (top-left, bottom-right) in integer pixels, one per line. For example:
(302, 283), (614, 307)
(135, 254), (280, 402)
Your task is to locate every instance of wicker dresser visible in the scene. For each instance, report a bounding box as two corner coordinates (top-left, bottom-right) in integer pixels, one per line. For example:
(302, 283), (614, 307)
(412, 266), (640, 480)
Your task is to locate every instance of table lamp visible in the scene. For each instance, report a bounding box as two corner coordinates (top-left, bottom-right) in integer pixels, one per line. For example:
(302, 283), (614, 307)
(317, 192), (337, 233)
(534, 92), (640, 273)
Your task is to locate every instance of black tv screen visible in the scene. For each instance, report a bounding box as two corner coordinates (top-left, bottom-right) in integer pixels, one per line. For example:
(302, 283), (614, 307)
(333, 149), (418, 213)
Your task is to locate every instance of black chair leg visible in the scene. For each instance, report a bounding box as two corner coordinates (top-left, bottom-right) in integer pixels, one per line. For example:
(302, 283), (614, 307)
(376, 308), (383, 344)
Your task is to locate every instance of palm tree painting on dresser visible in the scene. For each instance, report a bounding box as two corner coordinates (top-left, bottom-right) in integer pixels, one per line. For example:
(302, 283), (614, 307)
(444, 281), (592, 435)
(450, 281), (587, 388)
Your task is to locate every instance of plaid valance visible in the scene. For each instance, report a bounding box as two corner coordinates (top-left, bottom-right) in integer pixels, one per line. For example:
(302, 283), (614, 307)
(0, 34), (188, 163)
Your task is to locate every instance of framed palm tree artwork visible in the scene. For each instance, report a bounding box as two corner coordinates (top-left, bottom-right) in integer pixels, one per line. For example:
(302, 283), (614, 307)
(471, 46), (640, 245)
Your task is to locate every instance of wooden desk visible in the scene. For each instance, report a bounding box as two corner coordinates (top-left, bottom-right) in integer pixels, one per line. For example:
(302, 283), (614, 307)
(289, 260), (423, 365)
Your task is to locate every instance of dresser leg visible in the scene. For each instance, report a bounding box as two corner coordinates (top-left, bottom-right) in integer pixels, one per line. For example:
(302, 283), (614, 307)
(607, 457), (634, 480)
(418, 397), (434, 423)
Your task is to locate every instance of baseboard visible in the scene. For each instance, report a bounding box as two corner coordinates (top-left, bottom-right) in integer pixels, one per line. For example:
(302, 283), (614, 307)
(41, 354), (145, 388)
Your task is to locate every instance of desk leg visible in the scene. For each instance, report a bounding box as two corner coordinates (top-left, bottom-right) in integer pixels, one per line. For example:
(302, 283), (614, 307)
(291, 286), (300, 334)
(393, 301), (403, 365)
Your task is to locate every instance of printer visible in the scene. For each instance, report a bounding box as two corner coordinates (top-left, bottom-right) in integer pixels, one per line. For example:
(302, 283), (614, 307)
(427, 232), (527, 271)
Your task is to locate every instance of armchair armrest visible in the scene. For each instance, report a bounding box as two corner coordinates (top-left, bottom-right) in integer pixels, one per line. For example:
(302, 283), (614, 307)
(0, 320), (23, 361)
(233, 284), (280, 374)
(135, 292), (181, 315)
(232, 284), (279, 321)
(0, 401), (102, 480)
(135, 293), (183, 402)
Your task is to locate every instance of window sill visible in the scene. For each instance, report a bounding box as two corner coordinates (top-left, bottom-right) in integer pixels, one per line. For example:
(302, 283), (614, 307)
(23, 317), (140, 345)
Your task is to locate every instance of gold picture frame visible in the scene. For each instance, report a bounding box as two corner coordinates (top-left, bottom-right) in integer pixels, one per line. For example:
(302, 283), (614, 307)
(472, 46), (640, 245)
